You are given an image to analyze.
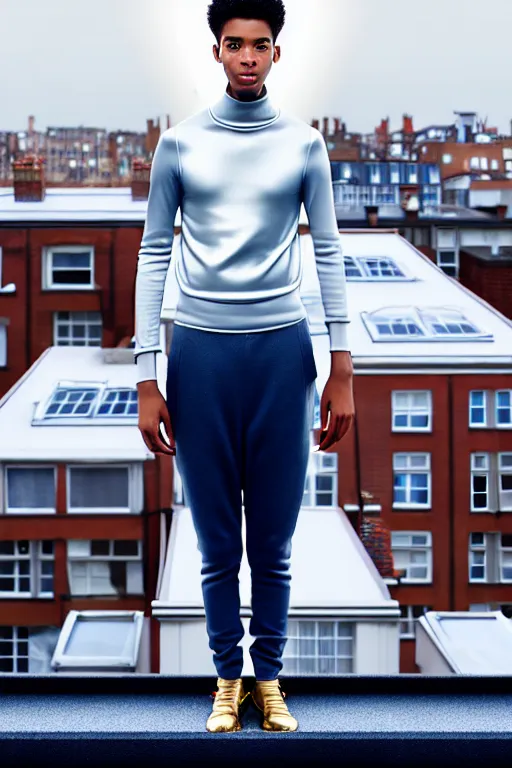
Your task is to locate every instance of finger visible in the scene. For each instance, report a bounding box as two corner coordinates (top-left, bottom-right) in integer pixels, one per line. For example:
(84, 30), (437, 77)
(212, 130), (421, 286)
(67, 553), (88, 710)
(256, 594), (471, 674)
(140, 429), (156, 453)
(155, 425), (175, 455)
(160, 408), (176, 450)
(336, 415), (351, 442)
(320, 398), (330, 433)
(319, 414), (339, 451)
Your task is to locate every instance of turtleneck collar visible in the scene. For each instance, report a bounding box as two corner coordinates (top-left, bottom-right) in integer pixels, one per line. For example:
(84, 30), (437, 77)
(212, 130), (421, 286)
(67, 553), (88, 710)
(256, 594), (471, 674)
(209, 83), (280, 131)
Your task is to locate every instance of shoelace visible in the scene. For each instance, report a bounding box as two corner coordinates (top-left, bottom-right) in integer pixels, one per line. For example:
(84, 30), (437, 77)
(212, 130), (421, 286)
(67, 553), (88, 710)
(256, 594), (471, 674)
(255, 682), (290, 716)
(210, 681), (243, 715)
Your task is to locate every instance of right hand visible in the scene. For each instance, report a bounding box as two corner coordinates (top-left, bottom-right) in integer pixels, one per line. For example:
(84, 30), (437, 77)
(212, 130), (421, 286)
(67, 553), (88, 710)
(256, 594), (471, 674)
(137, 380), (176, 456)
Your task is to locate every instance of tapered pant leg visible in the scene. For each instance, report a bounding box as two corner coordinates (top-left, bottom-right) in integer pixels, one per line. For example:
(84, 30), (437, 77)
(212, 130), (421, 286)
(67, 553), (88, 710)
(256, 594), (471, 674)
(242, 318), (317, 680)
(166, 323), (246, 679)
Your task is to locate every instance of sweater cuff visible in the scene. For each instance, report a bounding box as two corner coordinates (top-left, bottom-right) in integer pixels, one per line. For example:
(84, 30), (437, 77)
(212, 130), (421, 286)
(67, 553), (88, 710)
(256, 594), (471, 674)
(327, 322), (350, 352)
(135, 351), (157, 383)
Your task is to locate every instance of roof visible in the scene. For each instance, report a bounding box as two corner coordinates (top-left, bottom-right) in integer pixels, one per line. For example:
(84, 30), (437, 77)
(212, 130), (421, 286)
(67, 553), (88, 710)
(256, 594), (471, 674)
(162, 231), (512, 374)
(0, 345), (167, 461)
(0, 187), (156, 223)
(417, 611), (512, 674)
(154, 505), (399, 614)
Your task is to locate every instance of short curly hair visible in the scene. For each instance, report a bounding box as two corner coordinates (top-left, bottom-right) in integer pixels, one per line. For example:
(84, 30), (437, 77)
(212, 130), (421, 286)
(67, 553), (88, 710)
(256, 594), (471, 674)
(207, 0), (286, 46)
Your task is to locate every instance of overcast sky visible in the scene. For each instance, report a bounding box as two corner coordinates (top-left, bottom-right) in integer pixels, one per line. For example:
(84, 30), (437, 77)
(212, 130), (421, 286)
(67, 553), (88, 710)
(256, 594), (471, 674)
(1, 0), (511, 135)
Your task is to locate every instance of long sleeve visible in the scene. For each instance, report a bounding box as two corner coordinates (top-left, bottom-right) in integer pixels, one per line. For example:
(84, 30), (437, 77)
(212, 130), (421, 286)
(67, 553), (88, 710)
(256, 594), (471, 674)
(302, 127), (350, 352)
(134, 128), (182, 382)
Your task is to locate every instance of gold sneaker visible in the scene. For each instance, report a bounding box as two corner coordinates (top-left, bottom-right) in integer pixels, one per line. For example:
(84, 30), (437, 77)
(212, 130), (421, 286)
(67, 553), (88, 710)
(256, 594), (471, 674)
(251, 679), (298, 732)
(206, 677), (250, 733)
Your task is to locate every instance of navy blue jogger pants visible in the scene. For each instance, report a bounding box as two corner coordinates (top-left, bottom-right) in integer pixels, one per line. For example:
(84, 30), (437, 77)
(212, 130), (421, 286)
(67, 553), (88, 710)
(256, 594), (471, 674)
(166, 316), (317, 680)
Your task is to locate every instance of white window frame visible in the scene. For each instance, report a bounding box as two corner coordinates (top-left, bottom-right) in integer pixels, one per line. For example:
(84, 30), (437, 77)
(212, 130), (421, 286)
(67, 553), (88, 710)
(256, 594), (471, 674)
(470, 156), (480, 170)
(42, 245), (95, 291)
(399, 604), (432, 639)
(3, 465), (57, 515)
(362, 306), (492, 342)
(282, 620), (354, 675)
(66, 540), (143, 596)
(469, 532), (487, 582)
(469, 390), (489, 428)
(392, 453), (431, 509)
(391, 390), (432, 432)
(390, 531), (433, 583)
(499, 533), (512, 582)
(53, 311), (103, 347)
(442, 154), (452, 164)
(470, 453), (494, 513)
(491, 159), (499, 171)
(498, 453), (512, 511)
(0, 626), (29, 673)
(302, 448), (338, 508)
(66, 463), (143, 514)
(0, 541), (54, 598)
(32, 381), (138, 426)
(495, 390), (512, 428)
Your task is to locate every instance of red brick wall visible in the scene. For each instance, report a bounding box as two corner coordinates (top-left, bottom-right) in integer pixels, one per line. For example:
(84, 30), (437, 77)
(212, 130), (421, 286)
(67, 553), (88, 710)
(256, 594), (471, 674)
(459, 251), (512, 320)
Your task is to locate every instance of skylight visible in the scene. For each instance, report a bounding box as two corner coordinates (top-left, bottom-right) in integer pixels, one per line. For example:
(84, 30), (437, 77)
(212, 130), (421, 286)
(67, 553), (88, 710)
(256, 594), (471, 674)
(35, 383), (138, 424)
(344, 255), (412, 281)
(362, 307), (493, 342)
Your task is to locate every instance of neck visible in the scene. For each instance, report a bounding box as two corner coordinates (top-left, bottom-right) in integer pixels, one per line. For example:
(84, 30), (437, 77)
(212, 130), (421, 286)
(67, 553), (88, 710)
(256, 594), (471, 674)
(209, 82), (280, 131)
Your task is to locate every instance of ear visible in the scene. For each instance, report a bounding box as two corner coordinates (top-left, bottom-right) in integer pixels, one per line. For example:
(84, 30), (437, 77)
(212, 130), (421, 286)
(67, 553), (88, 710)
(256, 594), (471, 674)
(273, 45), (281, 63)
(212, 43), (220, 61)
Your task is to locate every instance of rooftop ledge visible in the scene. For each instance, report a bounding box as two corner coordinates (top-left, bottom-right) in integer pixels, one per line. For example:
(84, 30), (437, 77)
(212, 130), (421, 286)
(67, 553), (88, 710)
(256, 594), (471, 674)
(1, 675), (512, 767)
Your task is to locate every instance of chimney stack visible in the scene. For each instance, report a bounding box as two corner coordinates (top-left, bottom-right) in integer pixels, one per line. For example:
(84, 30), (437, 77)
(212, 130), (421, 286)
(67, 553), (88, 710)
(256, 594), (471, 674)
(365, 205), (379, 227)
(12, 155), (46, 202)
(323, 116), (329, 136)
(334, 117), (341, 134)
(131, 158), (152, 200)
(312, 118), (319, 130)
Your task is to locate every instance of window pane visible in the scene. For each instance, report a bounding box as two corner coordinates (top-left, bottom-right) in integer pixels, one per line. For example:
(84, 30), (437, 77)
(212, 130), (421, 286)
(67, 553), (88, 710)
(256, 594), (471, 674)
(7, 468), (55, 509)
(69, 467), (129, 509)
(64, 618), (136, 658)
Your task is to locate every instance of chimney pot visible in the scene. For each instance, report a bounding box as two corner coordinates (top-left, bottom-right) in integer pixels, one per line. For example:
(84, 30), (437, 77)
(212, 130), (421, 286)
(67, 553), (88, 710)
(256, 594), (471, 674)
(323, 116), (329, 136)
(131, 158), (152, 200)
(312, 118), (320, 130)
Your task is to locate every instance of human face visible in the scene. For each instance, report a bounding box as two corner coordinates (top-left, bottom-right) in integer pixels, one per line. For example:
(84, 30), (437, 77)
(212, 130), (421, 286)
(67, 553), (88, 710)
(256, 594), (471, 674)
(212, 17), (280, 101)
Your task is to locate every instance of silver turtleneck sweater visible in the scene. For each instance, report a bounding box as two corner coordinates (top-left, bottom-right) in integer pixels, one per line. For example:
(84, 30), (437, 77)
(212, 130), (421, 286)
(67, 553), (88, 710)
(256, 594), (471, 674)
(134, 84), (350, 382)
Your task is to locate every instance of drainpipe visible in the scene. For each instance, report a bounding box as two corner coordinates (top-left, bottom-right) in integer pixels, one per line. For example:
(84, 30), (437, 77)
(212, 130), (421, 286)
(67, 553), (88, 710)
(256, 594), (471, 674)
(447, 375), (455, 611)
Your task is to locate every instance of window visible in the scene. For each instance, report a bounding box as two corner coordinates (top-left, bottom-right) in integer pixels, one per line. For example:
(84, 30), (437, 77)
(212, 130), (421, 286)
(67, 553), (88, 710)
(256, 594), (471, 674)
(496, 390), (512, 427)
(343, 255), (410, 281)
(471, 453), (491, 512)
(491, 159), (499, 171)
(4, 466), (56, 514)
(470, 453), (512, 513)
(35, 383), (138, 424)
(469, 390), (512, 429)
(428, 166), (441, 184)
(0, 626), (60, 673)
(407, 164), (418, 184)
(282, 620), (353, 675)
(389, 163), (400, 184)
(501, 534), (512, 581)
(67, 465), (136, 513)
(67, 540), (143, 596)
(469, 390), (488, 427)
(369, 163), (381, 184)
(480, 157), (488, 170)
(442, 154), (452, 164)
(399, 605), (432, 639)
(0, 324), (6, 367)
(54, 311), (102, 346)
(303, 450), (338, 507)
(393, 453), (431, 508)
(43, 246), (94, 289)
(469, 532), (487, 581)
(390, 532), (432, 582)
(363, 306), (492, 342)
(436, 250), (458, 278)
(0, 626), (29, 672)
(470, 157), (480, 169)
(423, 308), (483, 336)
(392, 391), (432, 432)
(0, 541), (54, 597)
(51, 611), (144, 672)
(498, 454), (512, 511)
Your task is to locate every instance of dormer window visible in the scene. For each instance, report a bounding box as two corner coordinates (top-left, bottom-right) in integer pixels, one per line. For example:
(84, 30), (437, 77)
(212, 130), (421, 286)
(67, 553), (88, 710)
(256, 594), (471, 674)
(33, 382), (138, 425)
(343, 255), (412, 281)
(362, 307), (493, 342)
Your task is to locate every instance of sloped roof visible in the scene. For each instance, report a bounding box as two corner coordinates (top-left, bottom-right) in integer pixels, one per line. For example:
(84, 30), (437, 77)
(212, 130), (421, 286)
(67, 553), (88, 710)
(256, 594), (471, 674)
(154, 505), (399, 614)
(0, 346), (167, 461)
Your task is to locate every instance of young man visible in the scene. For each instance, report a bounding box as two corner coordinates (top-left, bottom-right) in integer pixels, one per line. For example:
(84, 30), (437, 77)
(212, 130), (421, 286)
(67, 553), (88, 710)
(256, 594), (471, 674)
(134, 0), (354, 734)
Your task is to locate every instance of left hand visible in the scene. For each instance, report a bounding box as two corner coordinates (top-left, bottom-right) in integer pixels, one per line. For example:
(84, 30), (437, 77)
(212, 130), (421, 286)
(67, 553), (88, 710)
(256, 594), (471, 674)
(315, 352), (355, 451)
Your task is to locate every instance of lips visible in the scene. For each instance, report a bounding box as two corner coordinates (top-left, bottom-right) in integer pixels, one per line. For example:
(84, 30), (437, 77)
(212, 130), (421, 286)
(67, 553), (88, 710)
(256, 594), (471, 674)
(239, 73), (258, 80)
